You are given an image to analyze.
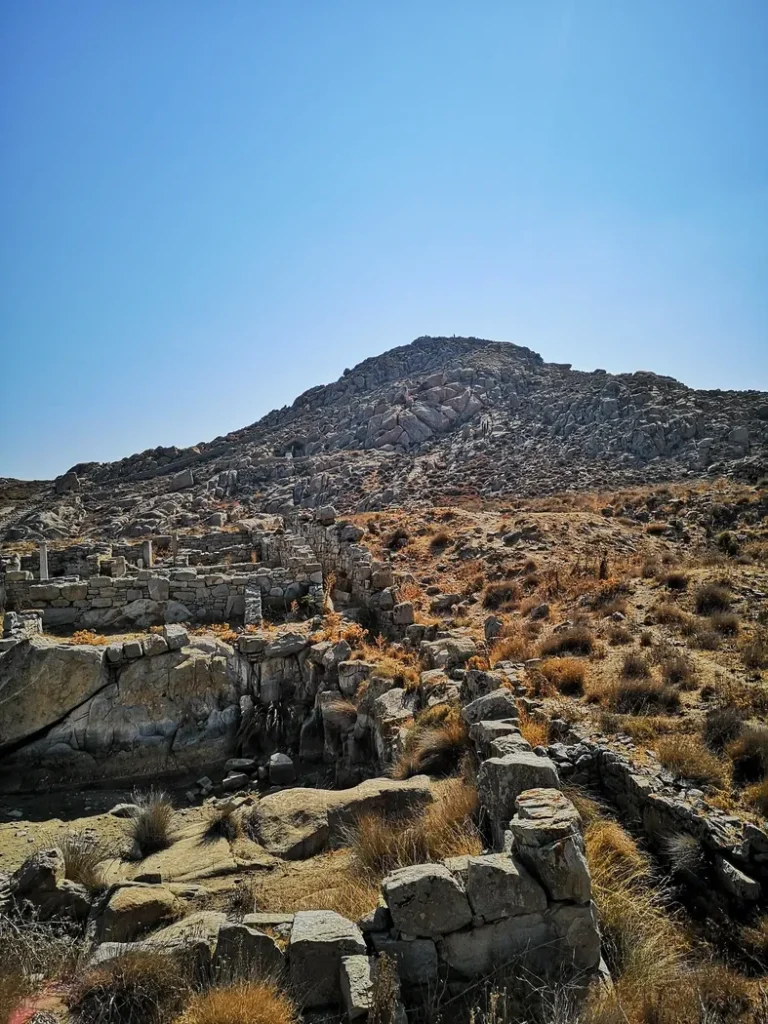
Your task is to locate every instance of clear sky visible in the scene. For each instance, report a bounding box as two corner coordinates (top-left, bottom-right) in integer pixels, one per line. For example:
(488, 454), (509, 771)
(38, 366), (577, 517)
(1, 1), (766, 480)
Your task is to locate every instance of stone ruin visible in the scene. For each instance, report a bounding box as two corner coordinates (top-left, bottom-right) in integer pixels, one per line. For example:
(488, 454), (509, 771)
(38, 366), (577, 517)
(0, 506), (408, 642)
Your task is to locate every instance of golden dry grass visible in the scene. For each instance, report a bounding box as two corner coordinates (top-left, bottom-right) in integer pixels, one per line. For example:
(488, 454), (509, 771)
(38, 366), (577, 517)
(656, 735), (728, 789)
(70, 629), (110, 645)
(517, 709), (549, 748)
(249, 849), (380, 922)
(349, 778), (481, 877)
(538, 657), (586, 695)
(392, 709), (469, 779)
(174, 982), (297, 1024)
(70, 950), (189, 1024)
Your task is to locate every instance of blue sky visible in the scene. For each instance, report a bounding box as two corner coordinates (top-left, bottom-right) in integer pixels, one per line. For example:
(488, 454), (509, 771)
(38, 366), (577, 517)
(1, 1), (766, 480)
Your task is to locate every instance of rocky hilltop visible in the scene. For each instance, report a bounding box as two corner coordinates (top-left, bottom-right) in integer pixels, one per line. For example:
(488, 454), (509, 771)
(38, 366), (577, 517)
(3, 335), (767, 541)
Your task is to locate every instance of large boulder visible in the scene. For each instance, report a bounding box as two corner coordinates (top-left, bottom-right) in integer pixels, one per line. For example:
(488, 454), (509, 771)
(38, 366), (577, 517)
(214, 922), (284, 980)
(461, 690), (519, 726)
(509, 789), (591, 904)
(477, 753), (560, 846)
(93, 883), (181, 942)
(10, 847), (92, 920)
(250, 776), (433, 859)
(382, 863), (473, 938)
(289, 910), (366, 1008)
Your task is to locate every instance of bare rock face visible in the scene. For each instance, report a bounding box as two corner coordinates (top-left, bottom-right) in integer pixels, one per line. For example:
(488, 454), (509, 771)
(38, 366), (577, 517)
(0, 636), (242, 791)
(0, 637), (109, 749)
(509, 788), (591, 904)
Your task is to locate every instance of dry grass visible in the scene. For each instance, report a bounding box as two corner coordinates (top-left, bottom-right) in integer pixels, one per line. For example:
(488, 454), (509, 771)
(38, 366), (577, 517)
(321, 696), (358, 730)
(204, 804), (242, 842)
(694, 583), (732, 615)
(174, 982), (297, 1024)
(727, 726), (768, 784)
(429, 529), (452, 553)
(604, 677), (681, 715)
(70, 950), (189, 1024)
(392, 711), (469, 779)
(744, 778), (768, 817)
(703, 706), (745, 752)
(70, 629), (110, 645)
(538, 657), (586, 696)
(656, 735), (728, 788)
(656, 651), (696, 689)
(482, 581), (520, 611)
(489, 630), (535, 664)
(620, 652), (651, 679)
(129, 788), (175, 858)
(0, 915), (84, 1024)
(59, 831), (113, 892)
(349, 778), (481, 876)
(518, 708), (549, 748)
(249, 849), (379, 922)
(538, 626), (594, 658)
(662, 571), (688, 591)
(742, 632), (768, 671)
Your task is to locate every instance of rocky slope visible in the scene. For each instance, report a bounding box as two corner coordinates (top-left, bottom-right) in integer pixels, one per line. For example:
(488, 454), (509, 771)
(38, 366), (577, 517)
(3, 336), (767, 541)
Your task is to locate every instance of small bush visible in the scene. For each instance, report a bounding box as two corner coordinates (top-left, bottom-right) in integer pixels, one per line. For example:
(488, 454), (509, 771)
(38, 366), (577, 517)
(518, 709), (549, 748)
(538, 626), (594, 658)
(742, 633), (768, 670)
(482, 581), (520, 611)
(657, 653), (696, 689)
(227, 880), (257, 919)
(621, 653), (651, 679)
(662, 571), (688, 591)
(645, 522), (668, 536)
(728, 726), (768, 784)
(392, 715), (468, 779)
(695, 627), (721, 651)
(608, 678), (680, 715)
(703, 707), (744, 752)
(489, 631), (534, 664)
(321, 696), (358, 730)
(59, 831), (112, 892)
(694, 583), (732, 615)
(652, 602), (689, 628)
(174, 981), (297, 1024)
(639, 631), (653, 648)
(385, 527), (409, 550)
(204, 804), (242, 842)
(662, 831), (704, 874)
(709, 612), (740, 636)
(538, 658), (585, 696)
(129, 789), (175, 858)
(608, 625), (632, 646)
(656, 736), (727, 788)
(429, 530), (451, 553)
(716, 530), (741, 557)
(70, 951), (188, 1024)
(745, 778), (768, 817)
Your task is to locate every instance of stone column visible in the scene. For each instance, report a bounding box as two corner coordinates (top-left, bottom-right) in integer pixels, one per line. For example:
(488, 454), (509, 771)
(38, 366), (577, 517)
(39, 541), (49, 581)
(142, 539), (153, 568)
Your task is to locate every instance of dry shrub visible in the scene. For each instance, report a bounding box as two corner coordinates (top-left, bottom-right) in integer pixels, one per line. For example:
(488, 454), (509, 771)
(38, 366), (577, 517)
(174, 982), (297, 1024)
(621, 652), (651, 679)
(71, 629), (110, 645)
(0, 915), (83, 1024)
(606, 677), (680, 716)
(652, 602), (690, 628)
(129, 788), (175, 858)
(745, 778), (768, 817)
(662, 571), (688, 591)
(70, 950), (189, 1024)
(59, 831), (112, 892)
(703, 706), (745, 752)
(489, 630), (534, 664)
(429, 529), (451, 553)
(538, 658), (585, 696)
(350, 779), (480, 876)
(321, 696), (358, 730)
(727, 726), (768, 784)
(392, 712), (469, 779)
(694, 583), (732, 615)
(518, 709), (549, 748)
(227, 879), (258, 919)
(538, 626), (594, 658)
(656, 736), (727, 788)
(483, 581), (520, 611)
(607, 624), (632, 646)
(710, 611), (740, 636)
(204, 804), (242, 842)
(742, 633), (768, 670)
(657, 652), (696, 690)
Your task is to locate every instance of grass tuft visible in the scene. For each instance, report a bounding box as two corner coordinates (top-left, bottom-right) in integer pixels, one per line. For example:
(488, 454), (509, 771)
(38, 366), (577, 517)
(174, 981), (297, 1024)
(128, 788), (175, 859)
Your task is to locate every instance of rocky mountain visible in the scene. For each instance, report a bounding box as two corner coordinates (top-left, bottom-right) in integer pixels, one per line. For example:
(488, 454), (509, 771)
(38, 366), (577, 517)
(2, 335), (767, 541)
